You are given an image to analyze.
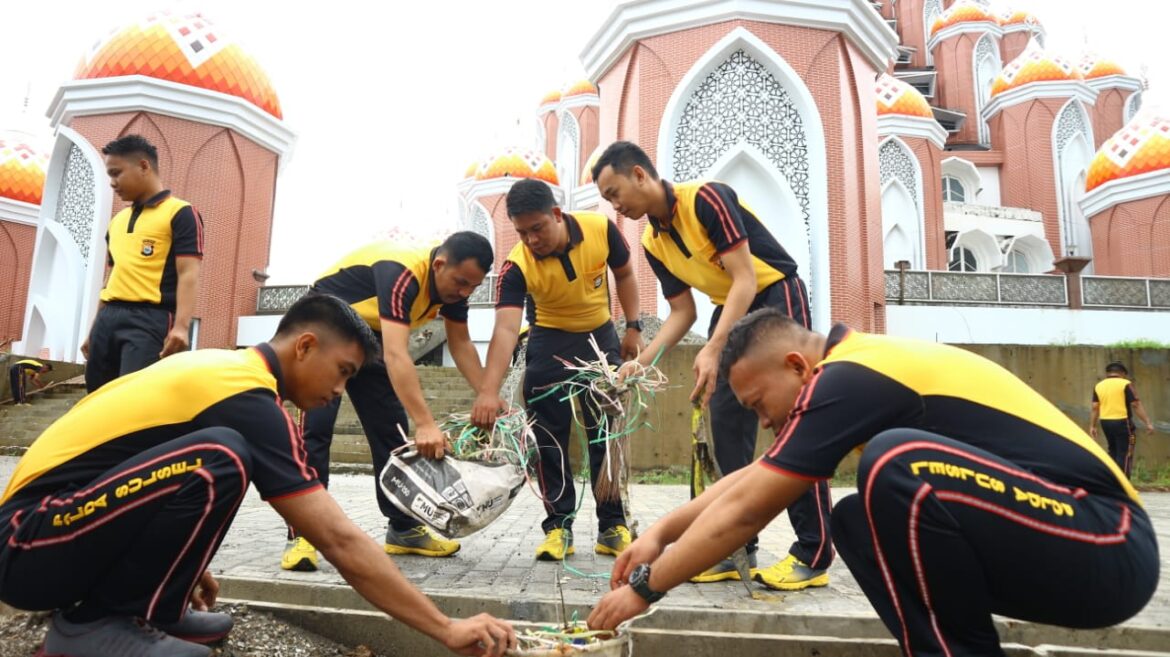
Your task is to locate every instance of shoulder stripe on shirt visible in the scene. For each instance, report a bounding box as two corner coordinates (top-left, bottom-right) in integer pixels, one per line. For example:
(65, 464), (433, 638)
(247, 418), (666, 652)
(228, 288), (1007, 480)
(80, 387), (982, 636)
(697, 185), (741, 245)
(390, 269), (414, 321)
(496, 261), (515, 302)
(767, 367), (826, 459)
(194, 209), (204, 254)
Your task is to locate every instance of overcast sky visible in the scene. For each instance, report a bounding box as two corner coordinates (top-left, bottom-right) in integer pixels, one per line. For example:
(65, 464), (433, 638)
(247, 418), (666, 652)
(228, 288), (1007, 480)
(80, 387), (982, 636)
(1, 1), (1166, 283)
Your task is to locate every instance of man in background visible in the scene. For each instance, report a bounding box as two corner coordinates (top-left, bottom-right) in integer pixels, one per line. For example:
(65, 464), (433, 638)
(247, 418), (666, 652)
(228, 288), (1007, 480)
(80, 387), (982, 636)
(1090, 361), (1156, 477)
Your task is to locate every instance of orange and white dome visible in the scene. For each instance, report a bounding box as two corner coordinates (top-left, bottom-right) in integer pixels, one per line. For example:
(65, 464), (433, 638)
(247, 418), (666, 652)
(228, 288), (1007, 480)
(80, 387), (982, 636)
(991, 47), (1081, 97)
(540, 90), (562, 107)
(563, 79), (599, 98)
(931, 0), (998, 37)
(1079, 54), (1128, 80)
(1086, 115), (1170, 192)
(473, 148), (559, 185)
(875, 75), (933, 119)
(580, 144), (605, 186)
(997, 9), (1041, 29)
(75, 10), (281, 119)
(464, 159), (482, 179)
(0, 134), (49, 206)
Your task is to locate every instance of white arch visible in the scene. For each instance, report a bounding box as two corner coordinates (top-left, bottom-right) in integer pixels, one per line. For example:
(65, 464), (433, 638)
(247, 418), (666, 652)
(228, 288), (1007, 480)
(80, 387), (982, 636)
(1004, 234), (1055, 273)
(973, 33), (1001, 146)
(882, 179), (923, 268)
(656, 26), (830, 332)
(878, 136), (926, 268)
(952, 228), (1001, 272)
(1052, 99), (1096, 267)
(924, 0), (943, 66)
(941, 156), (982, 203)
(468, 200), (495, 260)
(557, 111), (580, 208)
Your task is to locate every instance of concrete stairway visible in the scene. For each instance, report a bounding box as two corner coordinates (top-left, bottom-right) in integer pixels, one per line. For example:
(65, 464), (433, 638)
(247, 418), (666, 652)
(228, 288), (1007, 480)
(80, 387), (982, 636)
(0, 368), (479, 470)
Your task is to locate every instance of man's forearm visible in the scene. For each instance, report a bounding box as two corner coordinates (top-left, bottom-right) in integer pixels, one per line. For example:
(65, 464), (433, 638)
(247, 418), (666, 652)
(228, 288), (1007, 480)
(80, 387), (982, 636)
(480, 327), (520, 395)
(615, 271), (640, 327)
(384, 346), (436, 429)
(644, 466), (752, 546)
(448, 335), (484, 391)
(638, 303), (692, 366)
(173, 263), (200, 330)
(1133, 402), (1154, 429)
(708, 276), (755, 348)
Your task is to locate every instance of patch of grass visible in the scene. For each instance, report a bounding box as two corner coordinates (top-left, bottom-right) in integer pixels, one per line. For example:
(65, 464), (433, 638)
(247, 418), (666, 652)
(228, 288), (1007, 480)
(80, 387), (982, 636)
(631, 466), (690, 485)
(1107, 339), (1170, 349)
(1131, 460), (1170, 491)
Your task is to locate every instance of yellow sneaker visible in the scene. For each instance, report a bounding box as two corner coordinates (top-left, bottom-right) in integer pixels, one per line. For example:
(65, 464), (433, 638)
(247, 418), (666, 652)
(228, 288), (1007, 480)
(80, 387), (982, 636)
(689, 552), (758, 583)
(752, 554), (830, 591)
(535, 528), (575, 561)
(384, 525), (461, 557)
(281, 536), (318, 572)
(594, 525), (632, 556)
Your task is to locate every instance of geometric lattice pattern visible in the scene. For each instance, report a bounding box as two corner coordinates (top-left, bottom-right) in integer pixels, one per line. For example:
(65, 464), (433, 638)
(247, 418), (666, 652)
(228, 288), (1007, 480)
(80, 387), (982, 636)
(992, 46), (1082, 97)
(673, 49), (810, 226)
(75, 10), (282, 119)
(474, 147), (559, 185)
(0, 135), (49, 205)
(879, 139), (920, 209)
(1079, 54), (1128, 80)
(1055, 101), (1090, 153)
(1086, 114), (1170, 191)
(876, 75), (934, 119)
(52, 144), (97, 266)
(562, 79), (598, 98)
(931, 0), (997, 37)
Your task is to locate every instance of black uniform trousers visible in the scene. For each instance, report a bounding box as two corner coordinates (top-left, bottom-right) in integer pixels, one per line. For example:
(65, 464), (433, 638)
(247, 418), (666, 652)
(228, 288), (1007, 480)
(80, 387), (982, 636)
(1100, 419), (1136, 477)
(297, 353), (416, 536)
(708, 276), (834, 569)
(523, 323), (627, 535)
(8, 365), (30, 404)
(832, 428), (1159, 657)
(0, 428), (252, 624)
(85, 302), (172, 393)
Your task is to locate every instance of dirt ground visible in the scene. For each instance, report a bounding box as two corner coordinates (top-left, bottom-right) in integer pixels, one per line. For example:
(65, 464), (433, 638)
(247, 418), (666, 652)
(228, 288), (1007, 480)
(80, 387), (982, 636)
(0, 603), (388, 657)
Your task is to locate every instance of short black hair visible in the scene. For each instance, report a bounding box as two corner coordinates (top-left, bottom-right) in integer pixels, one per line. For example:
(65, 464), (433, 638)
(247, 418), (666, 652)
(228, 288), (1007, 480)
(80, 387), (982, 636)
(437, 231), (493, 273)
(1106, 361), (1129, 375)
(506, 178), (557, 218)
(275, 293), (379, 364)
(590, 141), (659, 184)
(718, 308), (811, 382)
(102, 135), (160, 171)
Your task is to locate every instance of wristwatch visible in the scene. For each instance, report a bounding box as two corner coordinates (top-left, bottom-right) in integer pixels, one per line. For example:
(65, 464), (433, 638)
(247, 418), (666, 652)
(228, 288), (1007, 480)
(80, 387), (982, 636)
(628, 563), (665, 603)
(626, 319), (644, 332)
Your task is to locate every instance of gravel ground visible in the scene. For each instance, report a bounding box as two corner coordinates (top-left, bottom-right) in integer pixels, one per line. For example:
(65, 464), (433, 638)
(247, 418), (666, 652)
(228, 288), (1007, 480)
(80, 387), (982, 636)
(0, 604), (388, 657)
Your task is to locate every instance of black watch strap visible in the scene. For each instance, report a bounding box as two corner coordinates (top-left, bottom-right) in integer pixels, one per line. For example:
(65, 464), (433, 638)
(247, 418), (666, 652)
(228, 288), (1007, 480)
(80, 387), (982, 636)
(629, 564), (665, 603)
(626, 319), (643, 331)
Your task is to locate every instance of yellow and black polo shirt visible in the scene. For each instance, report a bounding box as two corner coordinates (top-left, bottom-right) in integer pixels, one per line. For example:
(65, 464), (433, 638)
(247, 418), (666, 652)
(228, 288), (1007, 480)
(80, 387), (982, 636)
(101, 190), (204, 310)
(312, 243), (468, 331)
(642, 180), (797, 305)
(496, 212), (629, 332)
(761, 325), (1141, 506)
(1093, 377), (1138, 422)
(0, 343), (318, 510)
(12, 359), (44, 374)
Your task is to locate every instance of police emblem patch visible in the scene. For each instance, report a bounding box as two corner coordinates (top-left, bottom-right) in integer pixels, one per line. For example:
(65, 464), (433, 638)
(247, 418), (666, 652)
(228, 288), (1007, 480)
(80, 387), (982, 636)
(141, 239), (156, 256)
(593, 274), (604, 289)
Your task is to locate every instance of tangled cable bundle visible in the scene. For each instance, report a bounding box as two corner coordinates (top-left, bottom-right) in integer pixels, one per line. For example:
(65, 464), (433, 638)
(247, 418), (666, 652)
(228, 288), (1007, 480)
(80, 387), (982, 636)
(529, 336), (669, 504)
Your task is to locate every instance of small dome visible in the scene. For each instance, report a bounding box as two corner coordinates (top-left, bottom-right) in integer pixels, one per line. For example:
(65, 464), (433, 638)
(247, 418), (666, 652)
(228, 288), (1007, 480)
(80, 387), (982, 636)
(0, 134), (49, 206)
(1079, 54), (1128, 80)
(474, 148), (559, 185)
(875, 74), (934, 119)
(563, 79), (599, 98)
(998, 9), (1042, 28)
(580, 144), (605, 186)
(991, 47), (1082, 97)
(540, 90), (562, 106)
(1086, 114), (1170, 192)
(464, 159), (481, 179)
(75, 10), (282, 119)
(931, 0), (997, 37)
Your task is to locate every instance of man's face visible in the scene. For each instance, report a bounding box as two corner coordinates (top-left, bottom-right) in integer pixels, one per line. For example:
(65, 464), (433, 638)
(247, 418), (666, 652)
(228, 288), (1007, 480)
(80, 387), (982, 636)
(597, 165), (651, 220)
(432, 257), (487, 304)
(105, 154), (150, 203)
(511, 208), (566, 258)
(727, 347), (815, 431)
(286, 333), (364, 410)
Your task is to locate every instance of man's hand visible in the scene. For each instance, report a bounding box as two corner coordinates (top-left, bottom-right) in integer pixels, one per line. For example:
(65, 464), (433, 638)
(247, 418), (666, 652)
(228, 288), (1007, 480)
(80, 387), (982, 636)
(690, 343), (720, 405)
(587, 586), (649, 631)
(159, 326), (190, 358)
(620, 329), (643, 362)
(471, 391), (507, 430)
(1147, 422), (1156, 436)
(609, 534), (664, 591)
(1089, 425), (1097, 438)
(80, 337), (90, 359)
(414, 423), (448, 460)
(440, 613), (516, 657)
(189, 570), (219, 611)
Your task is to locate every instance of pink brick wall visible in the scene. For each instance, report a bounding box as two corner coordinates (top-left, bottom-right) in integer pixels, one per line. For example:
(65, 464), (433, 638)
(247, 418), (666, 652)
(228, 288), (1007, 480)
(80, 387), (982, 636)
(0, 220), (35, 346)
(1091, 87), (1130, 150)
(932, 31), (985, 146)
(1092, 196), (1170, 277)
(992, 98), (1069, 254)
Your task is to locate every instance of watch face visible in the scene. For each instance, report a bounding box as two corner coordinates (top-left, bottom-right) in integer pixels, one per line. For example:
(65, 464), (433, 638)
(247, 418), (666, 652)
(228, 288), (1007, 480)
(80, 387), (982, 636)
(630, 564), (649, 586)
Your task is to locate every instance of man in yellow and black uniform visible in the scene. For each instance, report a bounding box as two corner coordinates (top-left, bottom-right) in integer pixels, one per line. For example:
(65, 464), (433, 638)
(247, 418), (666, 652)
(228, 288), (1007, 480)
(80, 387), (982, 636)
(471, 179), (643, 560)
(8, 358), (51, 405)
(1090, 361), (1156, 477)
(0, 294), (517, 657)
(84, 135), (203, 393)
(282, 232), (494, 570)
(589, 309), (1159, 657)
(592, 141), (833, 589)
